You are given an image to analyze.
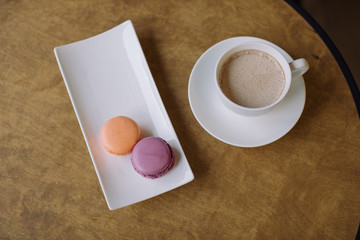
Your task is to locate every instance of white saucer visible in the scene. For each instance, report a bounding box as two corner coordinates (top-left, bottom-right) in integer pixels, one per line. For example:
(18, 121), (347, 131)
(188, 37), (306, 147)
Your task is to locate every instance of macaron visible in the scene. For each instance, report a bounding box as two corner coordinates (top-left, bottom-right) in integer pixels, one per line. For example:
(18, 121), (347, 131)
(100, 116), (141, 156)
(131, 137), (175, 179)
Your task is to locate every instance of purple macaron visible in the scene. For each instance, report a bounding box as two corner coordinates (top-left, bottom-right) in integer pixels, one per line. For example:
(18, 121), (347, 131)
(131, 137), (175, 179)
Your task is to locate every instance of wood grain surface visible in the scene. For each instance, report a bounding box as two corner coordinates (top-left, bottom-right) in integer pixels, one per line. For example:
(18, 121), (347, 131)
(0, 0), (359, 239)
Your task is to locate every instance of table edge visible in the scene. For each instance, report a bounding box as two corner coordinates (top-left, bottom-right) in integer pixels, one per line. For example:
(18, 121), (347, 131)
(285, 0), (360, 119)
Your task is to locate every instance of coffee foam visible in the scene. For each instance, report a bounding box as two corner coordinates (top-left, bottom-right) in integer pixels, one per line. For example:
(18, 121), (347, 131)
(220, 50), (285, 108)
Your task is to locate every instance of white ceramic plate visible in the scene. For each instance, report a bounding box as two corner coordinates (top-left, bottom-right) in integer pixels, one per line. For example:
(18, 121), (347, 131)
(54, 20), (194, 210)
(188, 37), (306, 147)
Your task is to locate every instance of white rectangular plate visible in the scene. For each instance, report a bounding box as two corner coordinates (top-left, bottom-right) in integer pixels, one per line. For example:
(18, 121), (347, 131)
(54, 20), (194, 210)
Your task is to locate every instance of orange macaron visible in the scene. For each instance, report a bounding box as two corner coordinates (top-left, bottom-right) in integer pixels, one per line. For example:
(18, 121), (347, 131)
(100, 116), (141, 156)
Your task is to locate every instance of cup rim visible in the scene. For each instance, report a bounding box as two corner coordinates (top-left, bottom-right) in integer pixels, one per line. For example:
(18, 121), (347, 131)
(214, 42), (291, 113)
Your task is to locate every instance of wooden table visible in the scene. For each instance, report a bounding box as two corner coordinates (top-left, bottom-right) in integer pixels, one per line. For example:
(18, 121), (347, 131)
(1, 0), (359, 239)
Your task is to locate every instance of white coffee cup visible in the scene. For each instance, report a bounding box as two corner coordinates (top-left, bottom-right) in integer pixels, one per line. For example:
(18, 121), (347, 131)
(215, 42), (309, 116)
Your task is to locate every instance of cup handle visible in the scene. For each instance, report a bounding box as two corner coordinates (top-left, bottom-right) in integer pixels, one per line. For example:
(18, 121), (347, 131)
(290, 58), (309, 80)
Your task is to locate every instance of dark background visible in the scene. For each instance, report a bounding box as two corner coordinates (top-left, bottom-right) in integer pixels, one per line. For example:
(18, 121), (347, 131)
(297, 0), (360, 89)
